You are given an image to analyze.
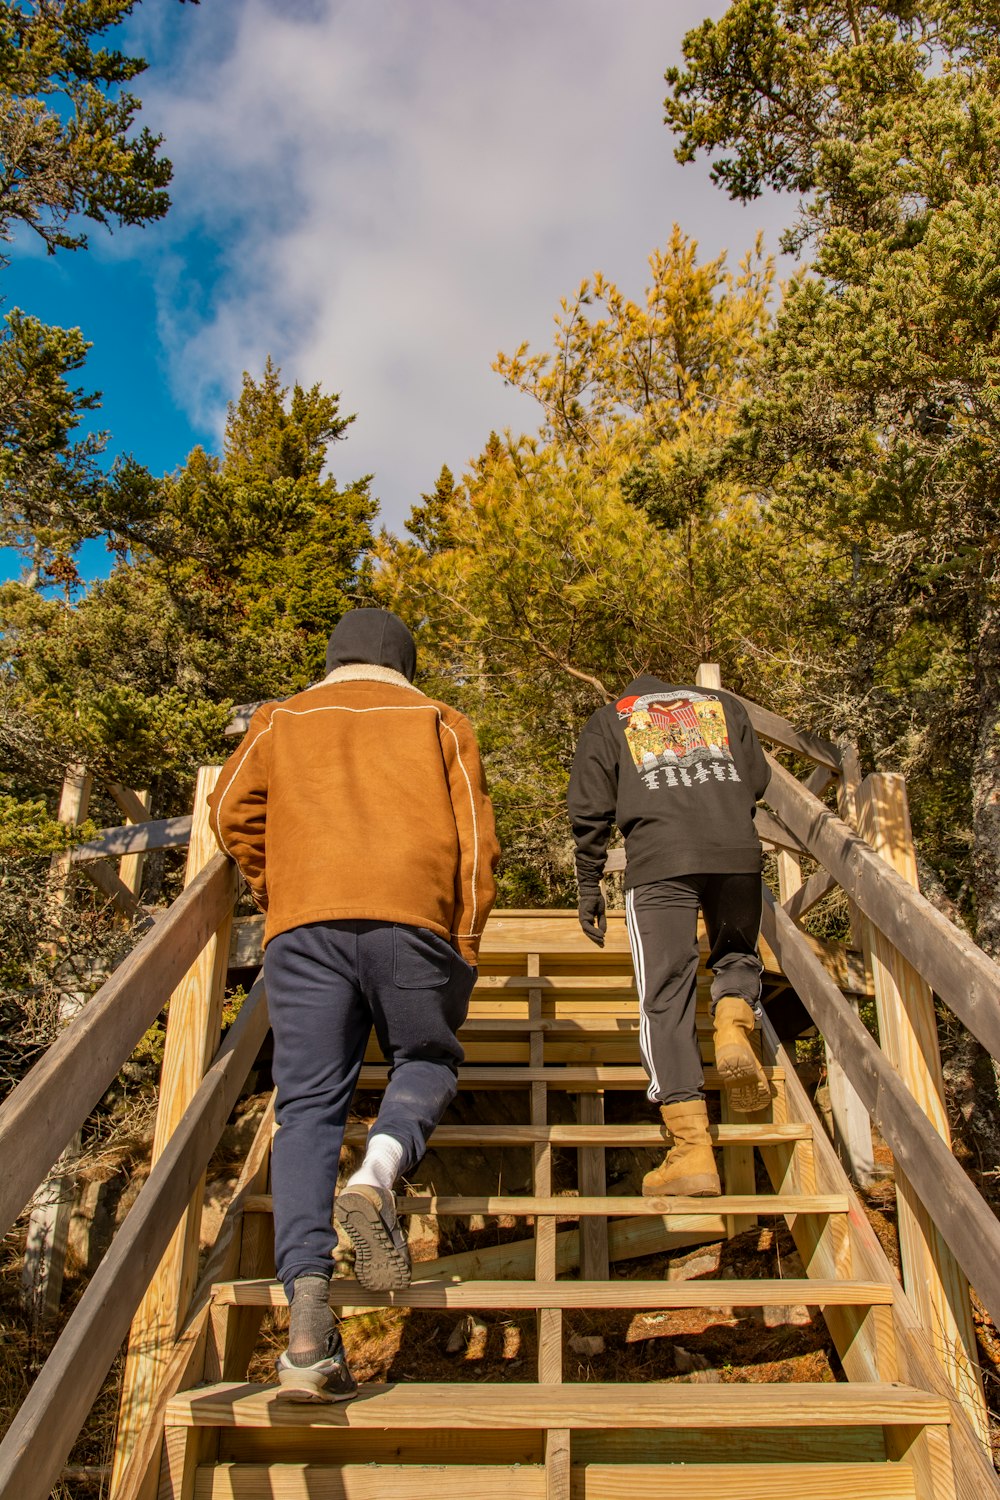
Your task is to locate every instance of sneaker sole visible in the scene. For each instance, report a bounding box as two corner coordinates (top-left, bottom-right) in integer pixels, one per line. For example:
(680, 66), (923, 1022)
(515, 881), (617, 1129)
(275, 1370), (357, 1404)
(335, 1189), (412, 1291)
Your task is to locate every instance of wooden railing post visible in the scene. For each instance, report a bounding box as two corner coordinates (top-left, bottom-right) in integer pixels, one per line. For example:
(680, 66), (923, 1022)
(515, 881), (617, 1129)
(856, 773), (989, 1444)
(22, 765), (94, 1324)
(110, 766), (237, 1491)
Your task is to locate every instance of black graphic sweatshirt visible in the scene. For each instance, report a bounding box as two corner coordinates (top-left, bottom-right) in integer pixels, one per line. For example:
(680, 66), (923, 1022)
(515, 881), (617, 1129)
(568, 676), (771, 890)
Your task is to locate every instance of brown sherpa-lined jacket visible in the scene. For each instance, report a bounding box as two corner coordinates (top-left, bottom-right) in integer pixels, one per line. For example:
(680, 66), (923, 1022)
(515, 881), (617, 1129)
(208, 665), (500, 963)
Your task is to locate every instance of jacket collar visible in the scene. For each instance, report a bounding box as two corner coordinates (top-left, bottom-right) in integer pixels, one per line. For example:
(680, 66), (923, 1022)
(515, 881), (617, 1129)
(315, 663), (424, 694)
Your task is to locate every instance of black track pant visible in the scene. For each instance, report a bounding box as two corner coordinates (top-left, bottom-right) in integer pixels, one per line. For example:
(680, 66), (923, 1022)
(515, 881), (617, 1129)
(624, 874), (763, 1105)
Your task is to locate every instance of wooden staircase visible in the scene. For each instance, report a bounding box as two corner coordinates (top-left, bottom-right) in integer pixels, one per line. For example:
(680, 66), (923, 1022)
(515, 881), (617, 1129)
(3, 687), (1000, 1500)
(151, 912), (960, 1500)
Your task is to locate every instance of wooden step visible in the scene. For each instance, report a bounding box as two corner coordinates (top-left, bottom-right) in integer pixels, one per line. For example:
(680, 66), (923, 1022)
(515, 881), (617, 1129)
(341, 1122), (811, 1147)
(212, 1276), (894, 1309)
(356, 1064), (783, 1090)
(166, 1380), (951, 1431)
(242, 1192), (845, 1218)
(193, 1460), (917, 1500)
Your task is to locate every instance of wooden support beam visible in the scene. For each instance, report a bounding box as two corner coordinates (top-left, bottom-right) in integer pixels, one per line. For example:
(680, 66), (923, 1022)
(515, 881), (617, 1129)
(763, 754), (1000, 1063)
(577, 1093), (608, 1279)
(856, 774), (988, 1444)
(108, 783), (155, 825)
(781, 865), (838, 922)
(71, 816), (192, 864)
(118, 789), (152, 902)
(0, 851), (234, 1242)
(528, 953), (562, 1388)
(112, 768), (238, 1490)
(0, 978), (268, 1500)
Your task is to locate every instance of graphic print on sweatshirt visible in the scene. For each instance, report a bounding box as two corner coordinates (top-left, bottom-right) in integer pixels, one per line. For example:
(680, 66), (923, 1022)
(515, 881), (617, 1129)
(615, 690), (742, 793)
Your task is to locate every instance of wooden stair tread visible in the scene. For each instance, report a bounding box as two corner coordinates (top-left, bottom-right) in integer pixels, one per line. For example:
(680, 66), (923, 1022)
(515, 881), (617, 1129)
(167, 1380), (951, 1430)
(213, 1276), (895, 1308)
(357, 1064), (783, 1088)
(193, 1461), (917, 1500)
(341, 1122), (811, 1146)
(242, 1192), (845, 1217)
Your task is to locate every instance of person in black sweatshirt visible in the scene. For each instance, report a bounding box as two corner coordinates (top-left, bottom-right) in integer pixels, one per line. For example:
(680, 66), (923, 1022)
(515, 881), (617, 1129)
(567, 675), (771, 1197)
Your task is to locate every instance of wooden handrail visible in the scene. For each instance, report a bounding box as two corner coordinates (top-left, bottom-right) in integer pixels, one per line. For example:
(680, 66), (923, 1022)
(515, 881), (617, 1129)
(735, 695), (842, 771)
(760, 887), (1000, 1331)
(0, 973), (269, 1500)
(0, 852), (235, 1240)
(764, 754), (1000, 1064)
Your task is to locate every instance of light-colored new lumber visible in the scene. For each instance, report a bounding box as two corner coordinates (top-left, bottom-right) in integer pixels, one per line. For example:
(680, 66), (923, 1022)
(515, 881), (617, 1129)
(118, 788), (152, 900)
(0, 979), (269, 1500)
(113, 768), (238, 1490)
(165, 1380), (951, 1430)
(759, 889), (1000, 1340)
(857, 775), (988, 1444)
(0, 850), (234, 1242)
(572, 1464), (916, 1500)
(735, 693), (842, 770)
(242, 1192), (844, 1218)
(528, 951), (562, 1386)
(340, 1122), (810, 1147)
(212, 1276), (894, 1309)
(759, 1013), (999, 1500)
(193, 1463), (546, 1499)
(355, 1063), (783, 1091)
(109, 782), (156, 825)
(782, 865), (839, 923)
(112, 1100), (275, 1500)
(763, 754), (1000, 1063)
(578, 1092), (609, 1279)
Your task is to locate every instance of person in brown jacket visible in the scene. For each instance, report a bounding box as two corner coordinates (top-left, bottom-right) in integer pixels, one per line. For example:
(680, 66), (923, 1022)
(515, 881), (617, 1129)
(209, 608), (500, 1402)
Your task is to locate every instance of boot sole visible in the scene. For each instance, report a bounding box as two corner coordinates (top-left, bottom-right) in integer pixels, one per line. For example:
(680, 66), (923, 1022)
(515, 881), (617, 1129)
(335, 1189), (412, 1291)
(715, 1047), (771, 1113)
(642, 1174), (720, 1198)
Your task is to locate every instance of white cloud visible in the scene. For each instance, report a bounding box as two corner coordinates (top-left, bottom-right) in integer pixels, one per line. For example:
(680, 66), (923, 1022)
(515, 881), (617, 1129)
(132, 0), (795, 530)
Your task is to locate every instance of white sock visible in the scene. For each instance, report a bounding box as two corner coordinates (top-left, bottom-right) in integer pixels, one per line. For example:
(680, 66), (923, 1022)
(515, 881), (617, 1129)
(346, 1133), (407, 1193)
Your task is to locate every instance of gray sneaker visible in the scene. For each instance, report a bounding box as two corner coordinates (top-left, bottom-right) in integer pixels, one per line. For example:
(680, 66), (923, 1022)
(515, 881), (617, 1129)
(335, 1183), (412, 1291)
(275, 1329), (357, 1404)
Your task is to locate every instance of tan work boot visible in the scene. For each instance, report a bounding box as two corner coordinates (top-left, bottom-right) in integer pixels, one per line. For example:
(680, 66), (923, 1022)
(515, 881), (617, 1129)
(713, 996), (771, 1113)
(642, 1100), (720, 1197)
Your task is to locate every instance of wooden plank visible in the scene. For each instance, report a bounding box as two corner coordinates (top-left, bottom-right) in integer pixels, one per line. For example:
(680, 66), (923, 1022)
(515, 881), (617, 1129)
(573, 1464), (915, 1499)
(782, 865), (838, 923)
(114, 768), (238, 1489)
(0, 979), (269, 1500)
(119, 788), (152, 903)
(112, 1097), (274, 1500)
(735, 694), (842, 770)
(719, 1090), (756, 1238)
(109, 783), (156, 825)
(194, 1464), (546, 1499)
(763, 754), (1000, 1062)
(545, 1426), (570, 1500)
(856, 775), (988, 1444)
(23, 765), (93, 1324)
(213, 1277), (894, 1309)
(166, 1380), (951, 1430)
(72, 816), (193, 864)
(0, 851), (234, 1241)
(340, 1122), (811, 1147)
(243, 1192), (846, 1217)
(577, 1093), (609, 1279)
(761, 1012), (1000, 1500)
(759, 888), (1000, 1337)
(354, 1064), (783, 1090)
(528, 952), (562, 1387)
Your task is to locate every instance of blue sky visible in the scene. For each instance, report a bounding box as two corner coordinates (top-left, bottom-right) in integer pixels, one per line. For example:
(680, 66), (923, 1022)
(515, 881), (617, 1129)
(2, 0), (794, 588)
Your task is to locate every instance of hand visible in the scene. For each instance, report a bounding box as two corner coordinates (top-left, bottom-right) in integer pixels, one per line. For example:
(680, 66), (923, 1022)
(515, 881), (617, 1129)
(578, 888), (607, 947)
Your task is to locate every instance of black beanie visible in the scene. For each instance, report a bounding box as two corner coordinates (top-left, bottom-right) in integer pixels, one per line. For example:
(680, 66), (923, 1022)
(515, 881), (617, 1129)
(325, 609), (417, 682)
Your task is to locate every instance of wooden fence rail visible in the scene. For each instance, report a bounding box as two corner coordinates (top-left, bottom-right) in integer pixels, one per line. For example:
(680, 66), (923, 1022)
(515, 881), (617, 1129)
(70, 816), (193, 864)
(0, 852), (234, 1241)
(0, 973), (269, 1500)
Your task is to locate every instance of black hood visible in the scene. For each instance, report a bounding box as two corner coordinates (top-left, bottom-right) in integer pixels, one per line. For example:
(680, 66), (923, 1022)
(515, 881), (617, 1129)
(325, 609), (417, 682)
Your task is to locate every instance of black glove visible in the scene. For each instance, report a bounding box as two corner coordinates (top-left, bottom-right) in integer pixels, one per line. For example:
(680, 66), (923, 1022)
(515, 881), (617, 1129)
(578, 887), (607, 947)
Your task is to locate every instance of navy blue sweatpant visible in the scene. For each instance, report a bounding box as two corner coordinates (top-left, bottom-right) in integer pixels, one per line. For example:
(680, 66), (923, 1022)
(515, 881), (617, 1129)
(263, 920), (476, 1295)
